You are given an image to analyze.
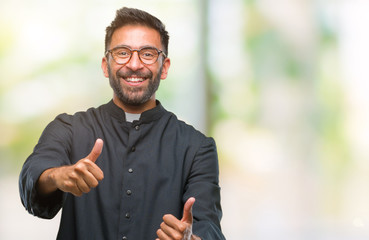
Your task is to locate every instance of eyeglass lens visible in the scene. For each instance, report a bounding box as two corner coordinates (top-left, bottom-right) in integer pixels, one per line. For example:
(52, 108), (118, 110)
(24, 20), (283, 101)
(111, 47), (160, 65)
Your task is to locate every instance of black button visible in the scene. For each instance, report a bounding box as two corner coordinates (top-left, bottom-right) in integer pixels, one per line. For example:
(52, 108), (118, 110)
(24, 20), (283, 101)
(126, 190), (132, 195)
(128, 168), (133, 173)
(131, 146), (136, 152)
(135, 125), (140, 130)
(122, 237), (127, 240)
(125, 213), (130, 219)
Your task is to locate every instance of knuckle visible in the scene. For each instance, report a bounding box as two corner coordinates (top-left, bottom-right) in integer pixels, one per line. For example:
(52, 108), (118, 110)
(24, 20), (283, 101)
(64, 181), (75, 189)
(82, 159), (93, 165)
(69, 172), (79, 181)
(74, 163), (85, 173)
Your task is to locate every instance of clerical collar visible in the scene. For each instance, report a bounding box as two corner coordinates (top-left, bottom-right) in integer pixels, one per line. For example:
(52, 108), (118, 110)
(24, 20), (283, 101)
(125, 112), (141, 122)
(106, 99), (166, 124)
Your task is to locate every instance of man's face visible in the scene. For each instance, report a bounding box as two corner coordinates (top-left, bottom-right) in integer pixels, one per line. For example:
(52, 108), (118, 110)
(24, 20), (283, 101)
(102, 25), (170, 110)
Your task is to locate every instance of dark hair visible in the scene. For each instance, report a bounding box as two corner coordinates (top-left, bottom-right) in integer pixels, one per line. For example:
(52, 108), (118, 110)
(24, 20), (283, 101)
(105, 7), (169, 56)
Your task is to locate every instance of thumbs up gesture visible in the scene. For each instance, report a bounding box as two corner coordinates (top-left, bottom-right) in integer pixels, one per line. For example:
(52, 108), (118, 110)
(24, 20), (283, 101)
(156, 197), (201, 240)
(37, 139), (104, 197)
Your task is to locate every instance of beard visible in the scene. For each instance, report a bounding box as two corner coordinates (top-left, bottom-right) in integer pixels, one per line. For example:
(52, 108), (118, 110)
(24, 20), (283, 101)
(107, 64), (162, 106)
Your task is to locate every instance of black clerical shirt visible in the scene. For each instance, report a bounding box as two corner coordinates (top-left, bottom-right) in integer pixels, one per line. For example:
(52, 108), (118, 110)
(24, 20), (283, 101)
(19, 100), (225, 240)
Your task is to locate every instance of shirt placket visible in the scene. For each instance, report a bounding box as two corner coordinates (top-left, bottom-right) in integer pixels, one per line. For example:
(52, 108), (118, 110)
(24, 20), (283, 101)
(118, 122), (141, 240)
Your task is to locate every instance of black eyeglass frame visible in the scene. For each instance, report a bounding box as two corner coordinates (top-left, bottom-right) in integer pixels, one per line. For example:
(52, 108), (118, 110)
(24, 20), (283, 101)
(105, 46), (167, 65)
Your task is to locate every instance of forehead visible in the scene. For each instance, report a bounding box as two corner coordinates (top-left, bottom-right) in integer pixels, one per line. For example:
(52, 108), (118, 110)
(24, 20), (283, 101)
(110, 24), (162, 49)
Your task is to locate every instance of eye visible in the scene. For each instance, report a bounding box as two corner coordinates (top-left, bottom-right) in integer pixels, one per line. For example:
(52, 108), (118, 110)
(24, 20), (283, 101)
(140, 49), (157, 59)
(114, 48), (131, 58)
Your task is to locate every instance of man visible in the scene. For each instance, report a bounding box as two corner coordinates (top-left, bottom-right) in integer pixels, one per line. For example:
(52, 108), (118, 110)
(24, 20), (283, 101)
(19, 7), (225, 240)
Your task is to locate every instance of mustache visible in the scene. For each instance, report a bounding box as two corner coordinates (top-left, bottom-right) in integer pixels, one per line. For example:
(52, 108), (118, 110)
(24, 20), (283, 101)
(117, 69), (152, 79)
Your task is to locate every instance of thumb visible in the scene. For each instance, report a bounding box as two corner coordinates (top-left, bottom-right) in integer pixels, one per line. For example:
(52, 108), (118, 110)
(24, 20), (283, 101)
(86, 138), (103, 162)
(181, 197), (195, 224)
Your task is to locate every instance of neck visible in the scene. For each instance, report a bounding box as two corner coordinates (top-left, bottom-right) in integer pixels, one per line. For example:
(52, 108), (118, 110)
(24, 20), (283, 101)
(113, 96), (157, 114)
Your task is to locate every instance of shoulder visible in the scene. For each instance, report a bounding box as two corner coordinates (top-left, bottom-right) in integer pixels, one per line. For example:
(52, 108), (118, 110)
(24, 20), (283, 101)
(41, 104), (107, 137)
(52, 103), (109, 124)
(165, 111), (215, 147)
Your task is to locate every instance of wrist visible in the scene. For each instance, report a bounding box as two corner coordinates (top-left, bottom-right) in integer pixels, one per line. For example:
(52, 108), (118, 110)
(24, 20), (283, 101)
(37, 168), (58, 196)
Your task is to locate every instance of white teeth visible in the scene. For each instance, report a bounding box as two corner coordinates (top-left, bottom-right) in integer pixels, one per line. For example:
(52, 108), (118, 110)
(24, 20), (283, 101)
(126, 77), (144, 83)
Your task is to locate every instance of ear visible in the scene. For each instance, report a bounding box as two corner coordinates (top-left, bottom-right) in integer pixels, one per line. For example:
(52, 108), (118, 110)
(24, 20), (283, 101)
(101, 57), (110, 78)
(160, 57), (171, 80)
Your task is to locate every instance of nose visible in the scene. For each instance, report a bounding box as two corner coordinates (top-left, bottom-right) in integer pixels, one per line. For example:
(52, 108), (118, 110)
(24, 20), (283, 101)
(125, 51), (144, 71)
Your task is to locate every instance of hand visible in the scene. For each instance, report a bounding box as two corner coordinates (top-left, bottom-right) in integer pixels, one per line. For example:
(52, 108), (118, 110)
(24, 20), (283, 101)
(37, 139), (104, 197)
(156, 197), (201, 240)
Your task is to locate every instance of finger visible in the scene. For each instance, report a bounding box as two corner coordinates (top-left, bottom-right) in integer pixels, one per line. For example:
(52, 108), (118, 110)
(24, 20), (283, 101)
(181, 197), (195, 224)
(75, 159), (104, 182)
(87, 163), (104, 181)
(162, 214), (187, 233)
(71, 188), (83, 197)
(156, 228), (172, 240)
(159, 221), (183, 239)
(81, 170), (100, 188)
(75, 176), (91, 193)
(64, 180), (83, 196)
(86, 139), (103, 163)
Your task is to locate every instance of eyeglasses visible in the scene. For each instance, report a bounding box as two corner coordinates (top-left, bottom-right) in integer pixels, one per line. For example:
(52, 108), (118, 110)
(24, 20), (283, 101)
(106, 46), (167, 65)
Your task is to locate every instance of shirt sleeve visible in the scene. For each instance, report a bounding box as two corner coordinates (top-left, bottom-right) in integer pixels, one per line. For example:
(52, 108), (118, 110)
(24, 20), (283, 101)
(19, 114), (73, 219)
(183, 137), (226, 240)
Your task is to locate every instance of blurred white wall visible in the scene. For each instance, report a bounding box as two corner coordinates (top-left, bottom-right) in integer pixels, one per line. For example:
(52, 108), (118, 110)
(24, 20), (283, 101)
(1, 0), (369, 239)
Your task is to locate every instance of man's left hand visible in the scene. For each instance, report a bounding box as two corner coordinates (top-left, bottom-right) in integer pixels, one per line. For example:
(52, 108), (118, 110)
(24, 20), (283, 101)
(156, 197), (201, 240)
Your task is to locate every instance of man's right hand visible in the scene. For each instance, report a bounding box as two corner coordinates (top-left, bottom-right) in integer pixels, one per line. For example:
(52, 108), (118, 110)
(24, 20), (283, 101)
(37, 139), (104, 197)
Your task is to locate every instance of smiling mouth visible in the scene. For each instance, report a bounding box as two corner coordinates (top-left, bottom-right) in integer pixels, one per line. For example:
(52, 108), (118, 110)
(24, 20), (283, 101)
(125, 77), (146, 83)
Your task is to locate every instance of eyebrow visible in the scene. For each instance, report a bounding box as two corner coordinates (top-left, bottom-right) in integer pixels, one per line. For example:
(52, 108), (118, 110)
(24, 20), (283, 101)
(110, 44), (158, 50)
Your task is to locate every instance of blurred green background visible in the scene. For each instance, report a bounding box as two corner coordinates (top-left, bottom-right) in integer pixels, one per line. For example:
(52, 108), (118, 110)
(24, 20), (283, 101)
(1, 0), (369, 239)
